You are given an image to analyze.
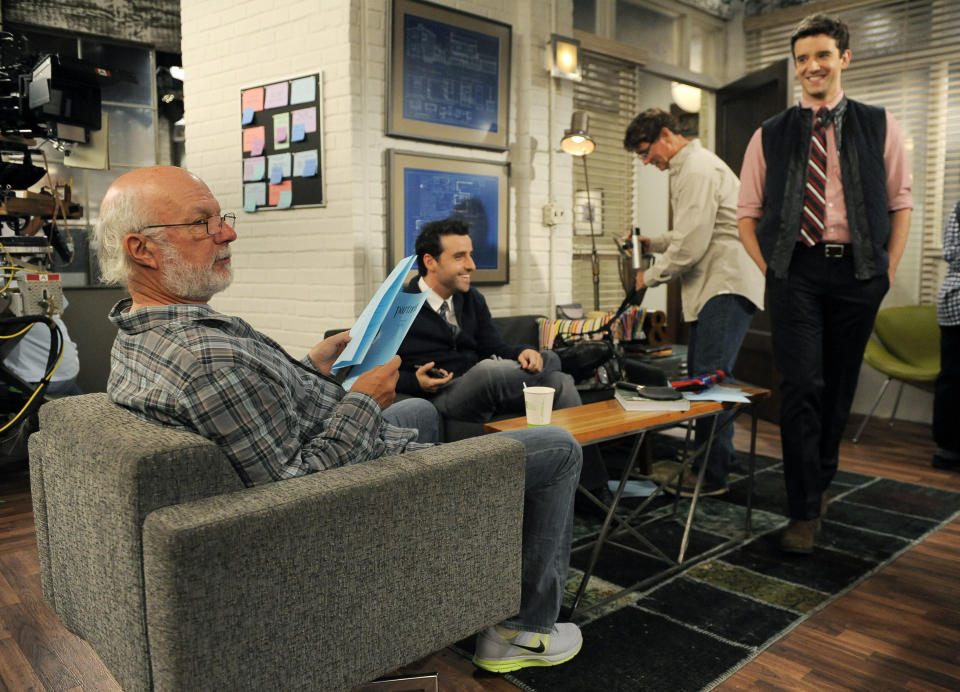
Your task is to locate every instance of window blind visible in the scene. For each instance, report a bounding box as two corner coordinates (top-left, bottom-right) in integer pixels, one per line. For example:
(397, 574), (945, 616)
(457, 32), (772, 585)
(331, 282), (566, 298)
(745, 0), (960, 304)
(571, 49), (640, 312)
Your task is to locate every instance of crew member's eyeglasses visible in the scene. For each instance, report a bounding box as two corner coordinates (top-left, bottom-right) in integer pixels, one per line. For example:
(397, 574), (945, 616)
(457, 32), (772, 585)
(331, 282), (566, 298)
(635, 133), (662, 160)
(140, 213), (236, 236)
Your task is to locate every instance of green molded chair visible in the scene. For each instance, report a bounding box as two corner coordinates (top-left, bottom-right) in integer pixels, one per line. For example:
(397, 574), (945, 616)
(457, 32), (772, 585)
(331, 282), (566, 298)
(852, 305), (940, 443)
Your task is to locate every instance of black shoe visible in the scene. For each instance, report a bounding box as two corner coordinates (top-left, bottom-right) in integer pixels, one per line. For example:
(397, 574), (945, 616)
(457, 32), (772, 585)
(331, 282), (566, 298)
(932, 453), (960, 471)
(575, 486), (616, 519)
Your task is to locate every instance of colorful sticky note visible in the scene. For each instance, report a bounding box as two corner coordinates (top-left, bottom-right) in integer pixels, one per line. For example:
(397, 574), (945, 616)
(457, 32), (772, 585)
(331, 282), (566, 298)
(290, 76), (315, 105)
(291, 107), (317, 134)
(243, 156), (265, 181)
(293, 149), (318, 177)
(264, 82), (289, 109)
(277, 190), (293, 209)
(270, 166), (282, 184)
(242, 126), (265, 153)
(242, 88), (264, 112)
(244, 182), (266, 211)
(267, 152), (292, 178)
(291, 123), (305, 142)
(268, 180), (292, 207)
(251, 138), (265, 156)
(272, 113), (290, 150)
(242, 107), (254, 125)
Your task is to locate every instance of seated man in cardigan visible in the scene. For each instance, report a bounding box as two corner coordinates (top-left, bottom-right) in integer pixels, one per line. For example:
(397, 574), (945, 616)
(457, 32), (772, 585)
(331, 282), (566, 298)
(396, 218), (611, 506)
(93, 165), (583, 674)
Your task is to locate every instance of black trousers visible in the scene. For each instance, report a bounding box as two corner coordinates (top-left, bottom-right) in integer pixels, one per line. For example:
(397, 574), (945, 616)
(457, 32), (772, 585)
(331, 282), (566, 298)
(934, 323), (960, 456)
(767, 244), (889, 520)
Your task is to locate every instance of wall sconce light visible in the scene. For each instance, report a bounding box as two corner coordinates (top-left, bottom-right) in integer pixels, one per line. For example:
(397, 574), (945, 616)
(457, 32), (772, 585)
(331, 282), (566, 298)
(670, 81), (702, 113)
(560, 110), (595, 156)
(548, 34), (582, 82)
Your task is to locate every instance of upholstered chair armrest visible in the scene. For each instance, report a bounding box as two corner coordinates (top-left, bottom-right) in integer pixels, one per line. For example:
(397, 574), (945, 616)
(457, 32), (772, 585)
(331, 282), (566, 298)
(28, 393), (245, 691)
(141, 435), (526, 692)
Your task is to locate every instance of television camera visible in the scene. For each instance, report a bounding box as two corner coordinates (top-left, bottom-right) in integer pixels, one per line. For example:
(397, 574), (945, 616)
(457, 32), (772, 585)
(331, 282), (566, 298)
(0, 31), (115, 463)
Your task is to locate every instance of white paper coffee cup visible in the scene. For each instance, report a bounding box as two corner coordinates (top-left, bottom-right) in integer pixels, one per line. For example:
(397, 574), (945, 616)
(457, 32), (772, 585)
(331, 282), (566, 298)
(523, 386), (555, 426)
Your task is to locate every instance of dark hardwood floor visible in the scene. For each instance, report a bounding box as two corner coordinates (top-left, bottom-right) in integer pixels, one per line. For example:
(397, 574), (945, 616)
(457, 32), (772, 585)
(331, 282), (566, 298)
(1, 415), (956, 691)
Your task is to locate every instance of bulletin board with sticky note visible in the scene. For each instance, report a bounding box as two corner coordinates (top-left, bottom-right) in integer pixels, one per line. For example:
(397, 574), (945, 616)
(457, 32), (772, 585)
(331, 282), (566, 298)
(240, 73), (323, 212)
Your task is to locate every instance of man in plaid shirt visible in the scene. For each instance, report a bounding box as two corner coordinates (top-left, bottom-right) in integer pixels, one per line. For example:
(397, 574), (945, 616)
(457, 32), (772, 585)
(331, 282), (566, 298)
(93, 165), (584, 673)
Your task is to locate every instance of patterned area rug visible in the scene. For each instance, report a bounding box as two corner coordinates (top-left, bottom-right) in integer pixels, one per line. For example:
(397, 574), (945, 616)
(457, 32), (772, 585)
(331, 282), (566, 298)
(456, 437), (960, 692)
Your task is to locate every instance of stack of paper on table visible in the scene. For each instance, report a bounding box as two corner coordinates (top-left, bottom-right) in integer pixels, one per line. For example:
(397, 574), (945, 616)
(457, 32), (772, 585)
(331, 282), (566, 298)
(614, 389), (691, 412)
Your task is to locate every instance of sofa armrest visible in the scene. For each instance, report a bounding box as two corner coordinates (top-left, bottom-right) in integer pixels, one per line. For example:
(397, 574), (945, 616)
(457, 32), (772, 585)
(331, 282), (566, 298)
(141, 436), (526, 692)
(28, 393), (245, 692)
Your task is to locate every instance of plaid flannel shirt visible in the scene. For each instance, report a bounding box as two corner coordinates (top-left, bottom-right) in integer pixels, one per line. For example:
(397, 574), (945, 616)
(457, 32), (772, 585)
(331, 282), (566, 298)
(939, 201), (960, 327)
(108, 299), (428, 486)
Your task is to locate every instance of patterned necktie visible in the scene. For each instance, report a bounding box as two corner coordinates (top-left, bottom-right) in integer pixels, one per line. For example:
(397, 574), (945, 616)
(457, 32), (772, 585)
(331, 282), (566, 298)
(799, 107), (829, 247)
(438, 301), (460, 337)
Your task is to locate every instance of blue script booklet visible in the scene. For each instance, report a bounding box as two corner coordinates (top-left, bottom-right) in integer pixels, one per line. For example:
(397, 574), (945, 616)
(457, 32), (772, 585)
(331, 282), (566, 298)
(332, 254), (426, 390)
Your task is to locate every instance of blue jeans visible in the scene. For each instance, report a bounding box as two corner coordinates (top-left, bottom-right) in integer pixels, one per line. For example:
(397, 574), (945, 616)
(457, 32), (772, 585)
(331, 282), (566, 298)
(429, 350), (580, 421)
(494, 426), (581, 633)
(687, 294), (756, 486)
(382, 397), (441, 443)
(384, 398), (581, 633)
(428, 350), (606, 490)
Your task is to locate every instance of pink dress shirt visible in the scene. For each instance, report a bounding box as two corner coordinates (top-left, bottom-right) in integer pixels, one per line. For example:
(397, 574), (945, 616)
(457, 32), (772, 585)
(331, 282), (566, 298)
(737, 91), (913, 242)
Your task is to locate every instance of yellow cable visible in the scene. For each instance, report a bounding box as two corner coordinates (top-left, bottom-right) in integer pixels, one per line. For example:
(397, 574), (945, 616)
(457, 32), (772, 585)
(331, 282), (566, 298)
(0, 322), (37, 339)
(0, 321), (64, 434)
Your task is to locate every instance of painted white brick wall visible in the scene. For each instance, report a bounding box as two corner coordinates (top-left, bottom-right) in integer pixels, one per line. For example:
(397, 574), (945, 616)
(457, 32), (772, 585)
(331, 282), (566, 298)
(182, 0), (578, 357)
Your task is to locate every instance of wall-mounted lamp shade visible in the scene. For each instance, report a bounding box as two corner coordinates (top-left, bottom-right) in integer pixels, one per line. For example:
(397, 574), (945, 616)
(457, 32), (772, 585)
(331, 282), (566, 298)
(561, 110), (595, 156)
(549, 34), (582, 82)
(671, 82), (702, 113)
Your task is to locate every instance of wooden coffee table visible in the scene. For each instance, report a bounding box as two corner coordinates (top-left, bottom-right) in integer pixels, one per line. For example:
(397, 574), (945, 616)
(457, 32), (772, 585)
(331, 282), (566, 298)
(485, 385), (770, 615)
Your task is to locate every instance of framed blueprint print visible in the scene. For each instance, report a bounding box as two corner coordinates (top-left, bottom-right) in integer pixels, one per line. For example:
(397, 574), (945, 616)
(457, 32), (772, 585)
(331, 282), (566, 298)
(388, 0), (511, 150)
(388, 150), (509, 284)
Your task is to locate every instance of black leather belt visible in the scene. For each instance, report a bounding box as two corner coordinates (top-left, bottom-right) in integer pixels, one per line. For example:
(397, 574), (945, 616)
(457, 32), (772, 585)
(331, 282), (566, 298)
(804, 242), (849, 258)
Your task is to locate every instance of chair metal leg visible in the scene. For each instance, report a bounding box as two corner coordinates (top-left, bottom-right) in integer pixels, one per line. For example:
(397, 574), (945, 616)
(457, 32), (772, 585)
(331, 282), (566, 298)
(852, 377), (893, 444)
(887, 380), (905, 427)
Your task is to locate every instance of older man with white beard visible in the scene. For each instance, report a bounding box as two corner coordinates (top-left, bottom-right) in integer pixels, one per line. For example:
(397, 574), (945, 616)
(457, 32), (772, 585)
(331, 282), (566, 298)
(92, 165), (584, 673)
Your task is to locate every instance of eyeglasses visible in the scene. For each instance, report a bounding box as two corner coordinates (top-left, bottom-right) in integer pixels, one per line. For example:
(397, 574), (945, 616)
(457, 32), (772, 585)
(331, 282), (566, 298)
(635, 134), (661, 160)
(140, 213), (236, 237)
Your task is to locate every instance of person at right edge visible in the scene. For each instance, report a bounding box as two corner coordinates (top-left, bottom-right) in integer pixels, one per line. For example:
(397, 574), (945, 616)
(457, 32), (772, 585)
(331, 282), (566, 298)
(933, 200), (959, 472)
(737, 13), (913, 554)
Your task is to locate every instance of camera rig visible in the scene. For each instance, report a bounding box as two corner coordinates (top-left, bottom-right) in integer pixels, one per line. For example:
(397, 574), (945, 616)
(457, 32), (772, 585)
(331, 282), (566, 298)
(0, 31), (109, 463)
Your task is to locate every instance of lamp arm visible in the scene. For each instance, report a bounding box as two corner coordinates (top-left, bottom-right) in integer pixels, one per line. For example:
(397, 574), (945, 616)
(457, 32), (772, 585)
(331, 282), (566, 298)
(581, 155), (600, 311)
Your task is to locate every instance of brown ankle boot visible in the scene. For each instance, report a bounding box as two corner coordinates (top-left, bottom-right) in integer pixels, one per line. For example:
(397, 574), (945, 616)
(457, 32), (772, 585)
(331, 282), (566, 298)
(780, 519), (818, 554)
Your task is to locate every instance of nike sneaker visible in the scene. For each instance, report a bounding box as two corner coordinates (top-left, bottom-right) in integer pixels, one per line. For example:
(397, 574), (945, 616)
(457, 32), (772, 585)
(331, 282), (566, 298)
(472, 622), (583, 673)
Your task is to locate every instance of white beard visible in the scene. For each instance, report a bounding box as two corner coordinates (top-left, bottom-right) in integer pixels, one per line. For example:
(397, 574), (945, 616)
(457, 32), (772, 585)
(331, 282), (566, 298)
(157, 242), (233, 301)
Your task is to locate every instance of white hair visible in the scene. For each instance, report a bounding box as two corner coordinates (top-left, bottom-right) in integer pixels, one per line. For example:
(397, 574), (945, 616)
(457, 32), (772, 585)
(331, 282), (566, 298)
(93, 184), (155, 286)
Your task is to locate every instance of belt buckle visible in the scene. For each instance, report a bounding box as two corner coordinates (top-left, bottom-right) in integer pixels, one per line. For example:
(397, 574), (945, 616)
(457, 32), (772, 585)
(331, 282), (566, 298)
(824, 243), (844, 258)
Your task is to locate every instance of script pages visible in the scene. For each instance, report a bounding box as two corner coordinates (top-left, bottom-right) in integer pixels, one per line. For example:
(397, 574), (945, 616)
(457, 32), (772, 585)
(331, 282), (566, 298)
(332, 254), (426, 390)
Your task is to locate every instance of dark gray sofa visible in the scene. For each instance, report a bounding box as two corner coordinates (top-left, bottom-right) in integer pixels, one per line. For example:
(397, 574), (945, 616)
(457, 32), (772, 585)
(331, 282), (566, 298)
(29, 393), (526, 691)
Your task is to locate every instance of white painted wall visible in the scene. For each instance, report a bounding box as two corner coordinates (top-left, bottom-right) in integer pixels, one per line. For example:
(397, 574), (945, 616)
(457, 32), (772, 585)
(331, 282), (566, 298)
(179, 0), (932, 424)
(180, 0), (578, 359)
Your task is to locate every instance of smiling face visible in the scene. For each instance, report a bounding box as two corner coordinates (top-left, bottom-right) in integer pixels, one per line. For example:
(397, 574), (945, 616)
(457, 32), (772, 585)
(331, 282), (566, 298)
(793, 34), (850, 106)
(424, 233), (475, 299)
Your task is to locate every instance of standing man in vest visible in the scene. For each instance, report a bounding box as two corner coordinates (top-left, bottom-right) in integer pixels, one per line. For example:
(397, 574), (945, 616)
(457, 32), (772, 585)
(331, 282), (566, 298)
(737, 13), (913, 553)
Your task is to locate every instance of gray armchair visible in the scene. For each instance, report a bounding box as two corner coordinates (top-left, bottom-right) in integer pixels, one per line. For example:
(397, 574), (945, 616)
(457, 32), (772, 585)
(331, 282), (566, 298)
(29, 393), (525, 691)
